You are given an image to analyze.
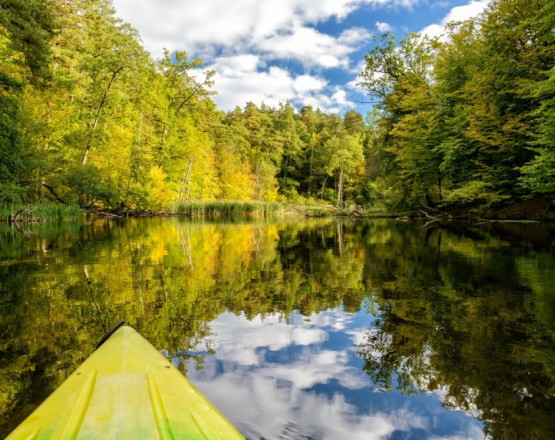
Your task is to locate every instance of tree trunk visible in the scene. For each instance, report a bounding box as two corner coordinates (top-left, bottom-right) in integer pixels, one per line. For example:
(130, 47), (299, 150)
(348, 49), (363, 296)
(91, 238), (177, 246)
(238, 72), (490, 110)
(186, 157), (193, 200)
(41, 182), (67, 204)
(125, 110), (145, 205)
(283, 156), (288, 187)
(115, 201), (125, 216)
(309, 144), (314, 196)
(258, 180), (264, 201)
(321, 175), (328, 200)
(337, 164), (344, 208)
(137, 110), (144, 174)
(160, 123), (168, 150)
(178, 157), (194, 203)
(437, 169), (443, 202)
(82, 64), (125, 165)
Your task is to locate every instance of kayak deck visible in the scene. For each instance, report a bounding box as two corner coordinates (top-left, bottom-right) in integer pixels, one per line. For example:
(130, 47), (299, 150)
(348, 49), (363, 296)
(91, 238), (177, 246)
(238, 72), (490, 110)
(7, 326), (244, 439)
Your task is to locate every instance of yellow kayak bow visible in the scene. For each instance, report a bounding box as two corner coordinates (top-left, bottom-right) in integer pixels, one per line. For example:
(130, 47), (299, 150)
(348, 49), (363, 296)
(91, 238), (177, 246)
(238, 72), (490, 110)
(7, 325), (244, 439)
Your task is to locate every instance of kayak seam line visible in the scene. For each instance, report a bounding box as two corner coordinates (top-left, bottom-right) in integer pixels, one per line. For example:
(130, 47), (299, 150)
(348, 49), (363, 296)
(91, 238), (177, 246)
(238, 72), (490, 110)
(190, 413), (211, 440)
(61, 369), (97, 440)
(146, 366), (175, 440)
(24, 426), (41, 440)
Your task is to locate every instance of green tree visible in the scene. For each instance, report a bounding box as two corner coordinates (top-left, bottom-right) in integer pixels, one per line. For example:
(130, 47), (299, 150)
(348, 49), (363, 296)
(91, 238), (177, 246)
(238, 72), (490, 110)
(0, 0), (55, 203)
(276, 102), (304, 197)
(323, 133), (364, 207)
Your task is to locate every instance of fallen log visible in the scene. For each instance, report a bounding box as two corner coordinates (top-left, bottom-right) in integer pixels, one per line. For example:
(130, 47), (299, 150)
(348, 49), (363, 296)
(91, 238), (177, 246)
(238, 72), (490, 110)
(8, 204), (39, 224)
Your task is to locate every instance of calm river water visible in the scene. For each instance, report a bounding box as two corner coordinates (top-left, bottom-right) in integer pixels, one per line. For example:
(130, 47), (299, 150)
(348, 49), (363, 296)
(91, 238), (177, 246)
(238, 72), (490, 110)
(1, 218), (554, 439)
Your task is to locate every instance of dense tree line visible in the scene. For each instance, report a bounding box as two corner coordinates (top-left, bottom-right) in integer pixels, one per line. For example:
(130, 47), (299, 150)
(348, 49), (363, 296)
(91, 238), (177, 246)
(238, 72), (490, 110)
(359, 0), (554, 210)
(0, 0), (553, 213)
(0, 0), (366, 211)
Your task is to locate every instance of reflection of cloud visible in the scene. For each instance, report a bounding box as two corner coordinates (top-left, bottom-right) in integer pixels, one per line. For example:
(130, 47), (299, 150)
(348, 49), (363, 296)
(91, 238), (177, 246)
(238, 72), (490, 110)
(201, 312), (328, 365)
(263, 348), (356, 389)
(193, 367), (428, 440)
(428, 423), (486, 440)
(345, 327), (369, 345)
(188, 311), (484, 439)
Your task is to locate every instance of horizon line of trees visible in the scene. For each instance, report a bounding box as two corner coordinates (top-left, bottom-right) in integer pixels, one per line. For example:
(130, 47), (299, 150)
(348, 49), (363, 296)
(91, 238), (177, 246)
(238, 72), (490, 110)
(0, 0), (553, 213)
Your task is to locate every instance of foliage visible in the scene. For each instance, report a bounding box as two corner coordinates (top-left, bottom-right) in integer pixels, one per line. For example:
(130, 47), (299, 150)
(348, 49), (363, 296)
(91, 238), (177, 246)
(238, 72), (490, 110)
(173, 201), (283, 217)
(0, 0), (553, 215)
(0, 202), (80, 220)
(0, 0), (369, 212)
(358, 0), (555, 210)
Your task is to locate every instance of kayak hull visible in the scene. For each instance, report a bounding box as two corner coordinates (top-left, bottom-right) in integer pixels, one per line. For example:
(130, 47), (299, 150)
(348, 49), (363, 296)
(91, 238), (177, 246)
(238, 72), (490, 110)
(7, 326), (244, 439)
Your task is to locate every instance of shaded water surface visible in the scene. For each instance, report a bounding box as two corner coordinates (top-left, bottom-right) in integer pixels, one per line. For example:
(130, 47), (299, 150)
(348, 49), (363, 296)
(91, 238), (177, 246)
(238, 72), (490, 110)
(1, 218), (554, 439)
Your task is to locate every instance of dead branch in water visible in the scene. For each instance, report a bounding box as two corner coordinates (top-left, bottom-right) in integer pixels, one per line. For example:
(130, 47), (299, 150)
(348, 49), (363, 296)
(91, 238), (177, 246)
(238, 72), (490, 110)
(8, 204), (39, 223)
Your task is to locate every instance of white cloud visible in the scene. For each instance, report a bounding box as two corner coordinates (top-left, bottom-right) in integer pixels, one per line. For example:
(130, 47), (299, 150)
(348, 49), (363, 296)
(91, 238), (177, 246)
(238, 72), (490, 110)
(207, 56), (351, 112)
(210, 54), (262, 77)
(442, 0), (490, 22)
(431, 1), (450, 8)
(347, 77), (367, 93)
(112, 0), (423, 112)
(331, 89), (350, 106)
(376, 21), (393, 32)
(295, 86), (357, 114)
(293, 75), (328, 93)
(113, 1), (418, 57)
(340, 27), (374, 45)
(349, 58), (368, 75)
(259, 27), (346, 69)
(421, 0), (490, 39)
(256, 25), (371, 69)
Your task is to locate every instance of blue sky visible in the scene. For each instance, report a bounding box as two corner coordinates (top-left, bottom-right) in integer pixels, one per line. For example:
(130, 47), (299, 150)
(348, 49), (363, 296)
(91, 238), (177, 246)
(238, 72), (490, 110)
(113, 0), (490, 115)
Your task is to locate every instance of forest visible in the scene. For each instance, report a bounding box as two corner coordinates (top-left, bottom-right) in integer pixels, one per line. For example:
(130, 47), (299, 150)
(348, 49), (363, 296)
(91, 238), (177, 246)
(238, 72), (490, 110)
(0, 0), (553, 216)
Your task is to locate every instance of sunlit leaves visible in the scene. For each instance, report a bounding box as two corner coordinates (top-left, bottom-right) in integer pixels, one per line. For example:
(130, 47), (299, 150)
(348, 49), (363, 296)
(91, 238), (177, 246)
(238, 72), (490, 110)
(359, 0), (555, 210)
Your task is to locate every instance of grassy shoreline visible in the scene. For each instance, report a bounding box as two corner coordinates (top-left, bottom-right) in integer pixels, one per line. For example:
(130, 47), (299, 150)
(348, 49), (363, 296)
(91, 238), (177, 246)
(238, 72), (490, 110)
(172, 201), (286, 218)
(2, 197), (554, 222)
(0, 203), (82, 222)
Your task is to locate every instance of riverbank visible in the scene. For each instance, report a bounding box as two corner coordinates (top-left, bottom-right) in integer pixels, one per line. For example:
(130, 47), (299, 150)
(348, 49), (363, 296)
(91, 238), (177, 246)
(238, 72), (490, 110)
(410, 195), (555, 222)
(1, 201), (293, 223)
(0, 203), (82, 223)
(3, 195), (554, 223)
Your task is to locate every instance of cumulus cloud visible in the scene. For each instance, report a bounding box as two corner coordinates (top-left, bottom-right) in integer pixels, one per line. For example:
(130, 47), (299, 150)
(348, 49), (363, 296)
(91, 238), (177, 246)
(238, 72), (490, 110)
(421, 0), (490, 39)
(113, 0), (417, 57)
(257, 26), (366, 69)
(112, 0), (424, 112)
(207, 57), (349, 112)
(346, 77), (367, 93)
(376, 21), (394, 32)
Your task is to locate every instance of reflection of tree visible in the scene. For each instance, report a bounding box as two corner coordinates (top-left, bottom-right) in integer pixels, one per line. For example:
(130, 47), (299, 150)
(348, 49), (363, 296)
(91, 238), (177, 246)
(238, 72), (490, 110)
(1, 219), (554, 439)
(0, 218), (367, 435)
(356, 223), (555, 440)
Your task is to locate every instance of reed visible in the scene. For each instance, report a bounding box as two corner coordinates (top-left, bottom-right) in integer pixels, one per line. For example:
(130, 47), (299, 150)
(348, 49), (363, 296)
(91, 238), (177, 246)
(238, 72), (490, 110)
(172, 201), (285, 218)
(0, 203), (81, 221)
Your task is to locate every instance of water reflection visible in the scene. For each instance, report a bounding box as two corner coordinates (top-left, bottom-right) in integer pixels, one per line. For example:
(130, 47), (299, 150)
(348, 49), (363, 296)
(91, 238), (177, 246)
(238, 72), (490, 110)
(186, 310), (484, 439)
(0, 218), (554, 439)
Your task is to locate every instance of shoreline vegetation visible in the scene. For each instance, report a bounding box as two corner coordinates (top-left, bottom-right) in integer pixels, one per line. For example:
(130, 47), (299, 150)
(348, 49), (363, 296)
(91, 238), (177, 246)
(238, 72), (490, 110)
(3, 196), (554, 224)
(1, 1), (553, 224)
